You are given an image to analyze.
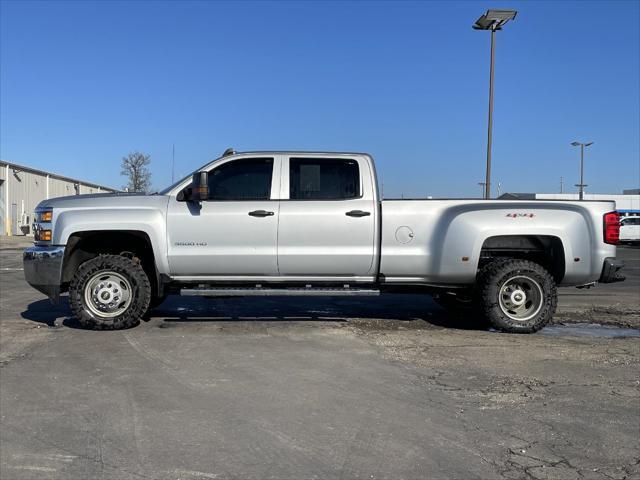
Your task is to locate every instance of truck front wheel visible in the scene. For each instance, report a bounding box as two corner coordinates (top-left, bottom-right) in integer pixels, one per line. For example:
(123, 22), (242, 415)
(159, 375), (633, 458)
(69, 254), (151, 330)
(477, 259), (557, 333)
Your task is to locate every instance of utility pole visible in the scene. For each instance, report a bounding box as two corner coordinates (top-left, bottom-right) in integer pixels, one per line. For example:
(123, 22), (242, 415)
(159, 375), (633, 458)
(478, 182), (487, 198)
(560, 176), (564, 193)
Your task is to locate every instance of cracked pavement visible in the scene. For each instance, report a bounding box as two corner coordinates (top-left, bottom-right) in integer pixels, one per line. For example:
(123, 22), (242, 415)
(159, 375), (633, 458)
(1, 237), (639, 479)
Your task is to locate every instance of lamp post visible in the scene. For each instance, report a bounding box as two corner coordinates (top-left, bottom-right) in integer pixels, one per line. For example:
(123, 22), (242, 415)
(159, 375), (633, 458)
(570, 141), (593, 200)
(473, 9), (518, 199)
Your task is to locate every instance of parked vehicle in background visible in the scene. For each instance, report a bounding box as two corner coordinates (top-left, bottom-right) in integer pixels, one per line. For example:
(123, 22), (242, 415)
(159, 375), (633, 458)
(619, 216), (640, 244)
(23, 149), (625, 333)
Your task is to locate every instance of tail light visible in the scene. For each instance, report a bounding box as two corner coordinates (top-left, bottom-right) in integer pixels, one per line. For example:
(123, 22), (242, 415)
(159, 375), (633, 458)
(603, 211), (620, 245)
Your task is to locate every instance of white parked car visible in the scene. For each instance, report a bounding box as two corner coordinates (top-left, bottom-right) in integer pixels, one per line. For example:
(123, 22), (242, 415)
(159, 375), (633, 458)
(619, 216), (640, 244)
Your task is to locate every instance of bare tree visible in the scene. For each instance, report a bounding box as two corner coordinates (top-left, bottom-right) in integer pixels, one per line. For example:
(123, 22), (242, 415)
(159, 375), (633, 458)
(121, 152), (152, 192)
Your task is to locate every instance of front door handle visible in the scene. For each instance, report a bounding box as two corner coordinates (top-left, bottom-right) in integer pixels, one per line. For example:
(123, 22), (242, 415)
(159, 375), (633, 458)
(248, 210), (275, 217)
(346, 210), (371, 217)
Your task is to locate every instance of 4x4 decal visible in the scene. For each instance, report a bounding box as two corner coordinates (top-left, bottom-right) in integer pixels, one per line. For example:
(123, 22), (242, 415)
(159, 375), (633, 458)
(506, 213), (535, 218)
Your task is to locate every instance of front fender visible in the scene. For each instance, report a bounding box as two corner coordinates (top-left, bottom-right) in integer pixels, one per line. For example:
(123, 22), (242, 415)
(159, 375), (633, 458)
(54, 208), (170, 276)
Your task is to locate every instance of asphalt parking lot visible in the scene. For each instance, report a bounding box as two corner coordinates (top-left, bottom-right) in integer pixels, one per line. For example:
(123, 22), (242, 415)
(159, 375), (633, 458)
(1, 237), (639, 480)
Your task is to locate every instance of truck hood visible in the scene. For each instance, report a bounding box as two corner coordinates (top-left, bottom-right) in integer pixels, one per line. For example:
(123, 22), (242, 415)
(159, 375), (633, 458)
(37, 192), (169, 210)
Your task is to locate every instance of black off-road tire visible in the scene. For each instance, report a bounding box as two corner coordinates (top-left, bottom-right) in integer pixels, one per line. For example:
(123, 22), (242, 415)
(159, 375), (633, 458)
(477, 259), (557, 333)
(69, 254), (151, 330)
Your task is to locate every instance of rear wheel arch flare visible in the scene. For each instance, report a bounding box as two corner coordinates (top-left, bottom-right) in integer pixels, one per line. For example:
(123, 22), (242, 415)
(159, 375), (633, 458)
(479, 235), (566, 283)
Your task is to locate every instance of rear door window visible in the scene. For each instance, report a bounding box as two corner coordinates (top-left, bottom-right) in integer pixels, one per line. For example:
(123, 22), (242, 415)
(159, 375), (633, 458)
(289, 158), (360, 200)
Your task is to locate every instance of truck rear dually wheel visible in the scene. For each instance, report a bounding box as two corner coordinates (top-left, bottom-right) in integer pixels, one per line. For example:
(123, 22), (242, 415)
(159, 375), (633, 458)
(69, 254), (151, 330)
(477, 259), (557, 333)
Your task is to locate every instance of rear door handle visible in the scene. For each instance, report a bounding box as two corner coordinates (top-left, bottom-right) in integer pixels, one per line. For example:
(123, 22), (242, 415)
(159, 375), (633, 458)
(248, 210), (274, 217)
(346, 210), (371, 217)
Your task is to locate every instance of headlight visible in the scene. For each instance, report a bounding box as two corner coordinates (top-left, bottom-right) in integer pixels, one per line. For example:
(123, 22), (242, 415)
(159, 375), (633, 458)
(34, 209), (53, 242)
(34, 229), (52, 242)
(38, 210), (53, 222)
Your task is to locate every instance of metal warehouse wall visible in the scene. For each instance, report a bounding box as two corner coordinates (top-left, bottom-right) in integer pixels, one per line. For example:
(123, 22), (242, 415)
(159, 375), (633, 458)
(48, 176), (77, 199)
(5, 167), (47, 234)
(79, 184), (105, 195)
(1, 162), (116, 236)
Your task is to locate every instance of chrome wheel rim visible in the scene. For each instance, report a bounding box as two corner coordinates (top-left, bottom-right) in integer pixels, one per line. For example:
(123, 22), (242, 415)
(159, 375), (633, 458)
(498, 275), (544, 322)
(84, 271), (132, 318)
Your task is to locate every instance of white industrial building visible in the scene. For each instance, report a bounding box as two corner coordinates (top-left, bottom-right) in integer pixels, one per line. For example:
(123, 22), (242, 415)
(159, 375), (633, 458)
(0, 161), (117, 236)
(499, 192), (640, 217)
(535, 193), (640, 216)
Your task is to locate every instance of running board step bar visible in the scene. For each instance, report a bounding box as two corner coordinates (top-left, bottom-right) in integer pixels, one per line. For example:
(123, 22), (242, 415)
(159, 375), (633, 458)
(181, 287), (381, 297)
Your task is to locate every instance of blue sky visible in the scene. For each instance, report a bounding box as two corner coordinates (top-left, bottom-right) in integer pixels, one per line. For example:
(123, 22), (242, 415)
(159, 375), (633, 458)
(1, 0), (638, 197)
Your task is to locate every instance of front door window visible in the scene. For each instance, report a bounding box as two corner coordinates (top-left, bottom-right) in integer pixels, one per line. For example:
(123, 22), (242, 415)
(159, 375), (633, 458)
(208, 158), (273, 201)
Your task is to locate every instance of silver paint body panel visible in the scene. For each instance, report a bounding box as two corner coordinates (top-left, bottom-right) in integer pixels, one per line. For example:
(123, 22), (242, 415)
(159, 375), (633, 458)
(29, 151), (616, 292)
(380, 199), (615, 285)
(277, 154), (379, 276)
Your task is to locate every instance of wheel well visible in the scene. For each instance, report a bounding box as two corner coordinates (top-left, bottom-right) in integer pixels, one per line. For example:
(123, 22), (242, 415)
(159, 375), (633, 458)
(62, 230), (159, 295)
(479, 235), (565, 283)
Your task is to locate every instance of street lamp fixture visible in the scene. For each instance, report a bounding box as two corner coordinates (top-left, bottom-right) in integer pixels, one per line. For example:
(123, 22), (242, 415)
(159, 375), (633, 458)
(571, 141), (593, 200)
(473, 9), (518, 200)
(473, 9), (518, 31)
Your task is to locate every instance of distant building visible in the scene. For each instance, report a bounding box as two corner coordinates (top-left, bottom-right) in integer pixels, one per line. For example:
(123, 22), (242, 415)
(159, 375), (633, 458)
(498, 191), (640, 217)
(0, 161), (118, 236)
(496, 193), (535, 200)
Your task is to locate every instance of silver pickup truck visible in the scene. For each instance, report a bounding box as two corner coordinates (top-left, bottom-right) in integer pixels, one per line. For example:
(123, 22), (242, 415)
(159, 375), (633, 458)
(24, 150), (624, 333)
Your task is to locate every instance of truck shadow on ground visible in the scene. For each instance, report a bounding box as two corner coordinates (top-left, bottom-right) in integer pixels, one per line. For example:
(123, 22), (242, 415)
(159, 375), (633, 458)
(20, 294), (490, 331)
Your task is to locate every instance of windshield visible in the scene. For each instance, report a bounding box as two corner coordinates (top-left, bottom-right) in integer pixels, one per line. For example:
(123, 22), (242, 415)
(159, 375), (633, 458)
(158, 171), (195, 195)
(158, 156), (226, 195)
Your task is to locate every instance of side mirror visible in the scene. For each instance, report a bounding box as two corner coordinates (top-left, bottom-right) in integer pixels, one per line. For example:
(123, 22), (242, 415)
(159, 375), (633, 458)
(178, 171), (209, 202)
(192, 171), (209, 201)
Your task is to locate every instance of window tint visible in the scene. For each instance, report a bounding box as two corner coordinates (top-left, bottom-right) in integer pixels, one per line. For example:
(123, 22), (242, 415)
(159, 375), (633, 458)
(208, 158), (273, 200)
(289, 158), (360, 200)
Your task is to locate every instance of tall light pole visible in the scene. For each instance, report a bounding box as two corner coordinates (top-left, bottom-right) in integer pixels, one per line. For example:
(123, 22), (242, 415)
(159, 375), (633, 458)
(570, 141), (593, 200)
(473, 9), (517, 199)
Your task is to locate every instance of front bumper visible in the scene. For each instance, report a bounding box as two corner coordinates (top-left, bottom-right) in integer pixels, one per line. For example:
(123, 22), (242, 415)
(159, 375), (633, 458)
(23, 245), (65, 303)
(599, 257), (625, 284)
